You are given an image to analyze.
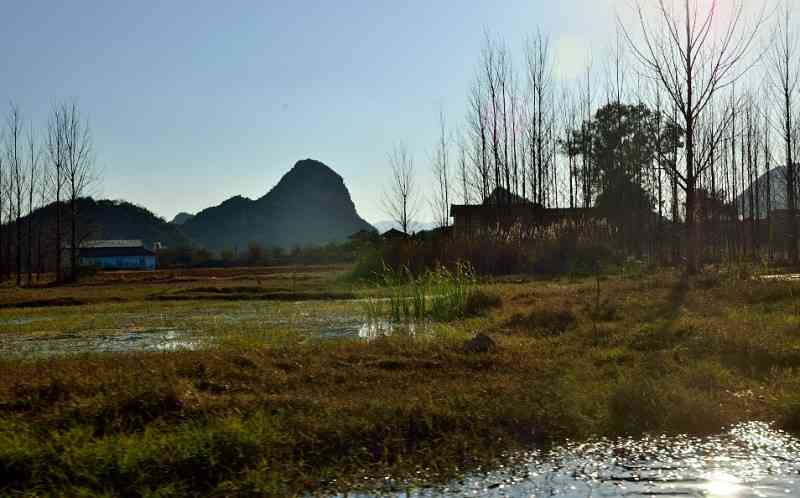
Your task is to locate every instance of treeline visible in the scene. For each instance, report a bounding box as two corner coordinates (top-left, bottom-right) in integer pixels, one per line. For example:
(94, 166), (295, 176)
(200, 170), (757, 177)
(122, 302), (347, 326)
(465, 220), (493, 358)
(158, 239), (370, 269)
(0, 101), (97, 285)
(389, 1), (800, 273)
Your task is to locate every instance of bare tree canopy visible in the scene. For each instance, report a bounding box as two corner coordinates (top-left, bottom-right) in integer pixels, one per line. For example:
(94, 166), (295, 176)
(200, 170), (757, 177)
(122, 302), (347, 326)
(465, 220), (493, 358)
(620, 0), (767, 272)
(766, 1), (800, 262)
(56, 101), (96, 281)
(430, 110), (451, 229)
(383, 142), (419, 235)
(46, 103), (68, 282)
(6, 102), (26, 285)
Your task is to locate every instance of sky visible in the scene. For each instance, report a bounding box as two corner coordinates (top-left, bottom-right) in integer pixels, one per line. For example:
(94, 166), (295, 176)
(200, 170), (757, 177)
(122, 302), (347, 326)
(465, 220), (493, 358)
(2, 1), (631, 224)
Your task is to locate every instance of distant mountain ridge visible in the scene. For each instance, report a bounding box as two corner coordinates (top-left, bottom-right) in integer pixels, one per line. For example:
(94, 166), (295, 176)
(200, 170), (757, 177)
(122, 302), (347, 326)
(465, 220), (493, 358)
(19, 198), (191, 249)
(170, 212), (194, 225)
(181, 159), (374, 250)
(9, 159), (375, 253)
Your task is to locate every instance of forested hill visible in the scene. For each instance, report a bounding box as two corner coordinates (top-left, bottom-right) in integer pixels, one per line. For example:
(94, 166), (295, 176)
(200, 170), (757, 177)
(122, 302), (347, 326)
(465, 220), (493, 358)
(180, 159), (374, 250)
(19, 198), (192, 249)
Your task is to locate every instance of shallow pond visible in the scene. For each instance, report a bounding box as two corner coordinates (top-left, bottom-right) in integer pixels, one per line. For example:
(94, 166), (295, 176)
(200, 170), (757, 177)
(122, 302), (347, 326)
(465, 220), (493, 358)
(338, 422), (800, 498)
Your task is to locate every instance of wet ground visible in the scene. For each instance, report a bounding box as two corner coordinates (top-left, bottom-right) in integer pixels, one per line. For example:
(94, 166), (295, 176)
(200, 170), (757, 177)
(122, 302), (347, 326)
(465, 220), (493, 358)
(337, 422), (800, 498)
(0, 300), (419, 357)
(758, 274), (800, 281)
(0, 327), (196, 356)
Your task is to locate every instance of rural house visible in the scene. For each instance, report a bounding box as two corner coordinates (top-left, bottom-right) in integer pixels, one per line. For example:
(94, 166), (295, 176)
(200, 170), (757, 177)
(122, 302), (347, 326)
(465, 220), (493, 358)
(450, 188), (599, 237)
(381, 228), (409, 241)
(73, 240), (158, 270)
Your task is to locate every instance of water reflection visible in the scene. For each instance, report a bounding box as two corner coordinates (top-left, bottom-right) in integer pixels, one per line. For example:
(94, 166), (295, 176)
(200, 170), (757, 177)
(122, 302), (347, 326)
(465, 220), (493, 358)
(0, 315), (425, 356)
(357, 320), (424, 340)
(338, 422), (800, 497)
(0, 327), (196, 357)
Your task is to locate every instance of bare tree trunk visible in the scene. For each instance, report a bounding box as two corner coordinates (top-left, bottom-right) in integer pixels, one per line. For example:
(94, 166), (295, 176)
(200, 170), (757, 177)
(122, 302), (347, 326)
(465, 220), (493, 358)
(768, 2), (800, 263)
(62, 102), (95, 282)
(26, 128), (39, 286)
(6, 103), (25, 286)
(430, 110), (451, 228)
(765, 103), (773, 260)
(47, 105), (66, 283)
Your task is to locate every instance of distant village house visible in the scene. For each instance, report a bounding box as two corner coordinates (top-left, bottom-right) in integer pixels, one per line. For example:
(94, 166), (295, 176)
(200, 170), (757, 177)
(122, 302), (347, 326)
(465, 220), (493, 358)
(450, 188), (600, 237)
(66, 240), (158, 271)
(380, 228), (409, 241)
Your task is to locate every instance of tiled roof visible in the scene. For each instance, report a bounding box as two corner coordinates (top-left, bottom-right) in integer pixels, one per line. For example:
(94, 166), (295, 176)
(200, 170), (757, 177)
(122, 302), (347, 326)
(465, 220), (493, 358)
(82, 240), (144, 249)
(79, 247), (156, 258)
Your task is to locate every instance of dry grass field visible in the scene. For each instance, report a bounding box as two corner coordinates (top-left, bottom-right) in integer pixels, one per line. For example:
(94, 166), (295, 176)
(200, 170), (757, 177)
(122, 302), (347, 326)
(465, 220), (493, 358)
(2, 264), (800, 496)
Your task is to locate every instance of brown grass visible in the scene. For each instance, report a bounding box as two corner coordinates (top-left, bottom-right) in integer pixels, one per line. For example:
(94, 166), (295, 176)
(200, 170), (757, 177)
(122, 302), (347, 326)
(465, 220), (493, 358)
(1, 265), (800, 496)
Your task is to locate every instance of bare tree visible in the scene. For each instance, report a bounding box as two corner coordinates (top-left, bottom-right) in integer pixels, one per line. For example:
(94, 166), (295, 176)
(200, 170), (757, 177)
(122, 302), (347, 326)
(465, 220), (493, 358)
(526, 30), (553, 205)
(455, 131), (473, 205)
(383, 142), (419, 234)
(46, 104), (67, 282)
(26, 126), (40, 286)
(622, 0), (766, 272)
(482, 33), (511, 201)
(62, 102), (95, 281)
(767, 1), (800, 262)
(6, 103), (25, 286)
(430, 110), (451, 228)
(468, 74), (491, 202)
(0, 152), (4, 280)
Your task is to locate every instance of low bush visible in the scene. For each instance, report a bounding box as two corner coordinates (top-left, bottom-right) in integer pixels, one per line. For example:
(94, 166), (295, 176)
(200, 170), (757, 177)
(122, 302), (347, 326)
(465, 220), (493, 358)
(533, 235), (621, 276)
(504, 309), (577, 337)
(350, 232), (623, 280)
(463, 289), (502, 317)
(609, 369), (733, 435)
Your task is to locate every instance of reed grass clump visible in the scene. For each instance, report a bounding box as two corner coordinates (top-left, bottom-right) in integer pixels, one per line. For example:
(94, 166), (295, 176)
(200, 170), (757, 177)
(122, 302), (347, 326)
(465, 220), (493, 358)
(364, 262), (500, 323)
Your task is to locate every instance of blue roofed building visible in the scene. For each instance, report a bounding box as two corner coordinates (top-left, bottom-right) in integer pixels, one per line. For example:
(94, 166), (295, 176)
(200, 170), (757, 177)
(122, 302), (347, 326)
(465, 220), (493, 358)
(76, 240), (157, 271)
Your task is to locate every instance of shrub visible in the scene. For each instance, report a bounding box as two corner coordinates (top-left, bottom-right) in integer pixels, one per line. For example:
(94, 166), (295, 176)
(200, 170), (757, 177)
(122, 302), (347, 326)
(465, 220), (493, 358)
(463, 289), (502, 317)
(609, 372), (730, 435)
(349, 247), (390, 282)
(532, 233), (620, 276)
(629, 325), (700, 352)
(505, 309), (577, 337)
(587, 298), (618, 322)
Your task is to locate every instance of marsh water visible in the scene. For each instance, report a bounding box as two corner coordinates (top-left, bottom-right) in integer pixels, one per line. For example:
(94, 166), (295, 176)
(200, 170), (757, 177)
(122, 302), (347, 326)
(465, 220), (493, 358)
(337, 422), (800, 498)
(0, 301), (417, 357)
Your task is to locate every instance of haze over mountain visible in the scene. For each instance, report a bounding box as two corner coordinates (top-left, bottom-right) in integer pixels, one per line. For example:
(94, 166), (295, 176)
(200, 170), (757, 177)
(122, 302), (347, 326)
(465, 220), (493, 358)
(181, 159), (374, 250)
(736, 166), (791, 218)
(170, 212), (194, 225)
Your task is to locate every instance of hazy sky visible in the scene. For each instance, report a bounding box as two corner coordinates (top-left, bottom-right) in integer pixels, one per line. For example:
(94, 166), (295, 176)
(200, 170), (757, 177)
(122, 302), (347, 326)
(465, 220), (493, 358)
(4, 1), (628, 223)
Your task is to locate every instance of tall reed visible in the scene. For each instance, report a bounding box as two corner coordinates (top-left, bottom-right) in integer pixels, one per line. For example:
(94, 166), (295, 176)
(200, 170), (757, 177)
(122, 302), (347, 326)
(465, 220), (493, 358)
(364, 262), (486, 323)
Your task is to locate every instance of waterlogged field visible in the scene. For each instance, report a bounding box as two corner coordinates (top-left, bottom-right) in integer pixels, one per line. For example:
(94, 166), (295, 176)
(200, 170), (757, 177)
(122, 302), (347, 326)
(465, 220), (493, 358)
(0, 265), (417, 356)
(4, 264), (800, 497)
(0, 300), (403, 356)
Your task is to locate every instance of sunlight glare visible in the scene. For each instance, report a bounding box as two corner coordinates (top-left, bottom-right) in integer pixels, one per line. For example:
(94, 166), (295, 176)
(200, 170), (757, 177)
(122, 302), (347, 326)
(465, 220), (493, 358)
(704, 471), (745, 497)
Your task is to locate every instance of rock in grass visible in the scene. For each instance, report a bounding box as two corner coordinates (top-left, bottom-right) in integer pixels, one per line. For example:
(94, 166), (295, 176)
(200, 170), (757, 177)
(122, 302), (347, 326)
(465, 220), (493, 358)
(463, 333), (497, 354)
